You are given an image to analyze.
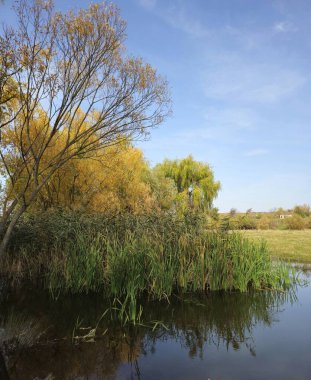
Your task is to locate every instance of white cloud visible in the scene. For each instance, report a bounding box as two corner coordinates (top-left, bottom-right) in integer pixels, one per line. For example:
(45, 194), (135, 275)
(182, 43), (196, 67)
(274, 21), (297, 33)
(137, 1), (209, 38)
(154, 3), (210, 38)
(203, 57), (306, 104)
(138, 0), (157, 11)
(244, 149), (268, 157)
(166, 12), (208, 38)
(171, 106), (258, 144)
(203, 107), (256, 130)
(223, 25), (265, 50)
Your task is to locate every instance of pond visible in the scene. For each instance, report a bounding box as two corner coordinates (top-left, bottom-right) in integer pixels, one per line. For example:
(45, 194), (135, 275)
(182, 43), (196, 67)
(0, 271), (310, 380)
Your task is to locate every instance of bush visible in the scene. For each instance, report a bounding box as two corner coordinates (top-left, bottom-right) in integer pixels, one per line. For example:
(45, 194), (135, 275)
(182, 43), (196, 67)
(236, 215), (256, 230)
(285, 215), (305, 230)
(306, 217), (311, 229)
(257, 215), (279, 230)
(257, 216), (271, 230)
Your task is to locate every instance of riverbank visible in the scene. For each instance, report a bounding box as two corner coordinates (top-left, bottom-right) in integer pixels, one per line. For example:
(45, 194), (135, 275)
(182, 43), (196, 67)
(1, 213), (295, 300)
(0, 213), (301, 378)
(241, 230), (311, 263)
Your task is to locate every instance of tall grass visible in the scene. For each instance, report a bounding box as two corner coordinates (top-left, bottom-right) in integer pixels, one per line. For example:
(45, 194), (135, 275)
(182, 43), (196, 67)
(2, 212), (295, 305)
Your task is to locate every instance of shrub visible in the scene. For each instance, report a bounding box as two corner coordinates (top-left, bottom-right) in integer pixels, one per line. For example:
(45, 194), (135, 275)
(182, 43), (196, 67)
(257, 216), (271, 230)
(236, 215), (256, 230)
(306, 217), (311, 229)
(257, 215), (279, 230)
(285, 215), (305, 230)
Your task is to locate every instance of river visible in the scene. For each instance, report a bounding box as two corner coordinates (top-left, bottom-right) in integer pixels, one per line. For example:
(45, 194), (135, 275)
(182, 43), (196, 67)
(0, 271), (310, 379)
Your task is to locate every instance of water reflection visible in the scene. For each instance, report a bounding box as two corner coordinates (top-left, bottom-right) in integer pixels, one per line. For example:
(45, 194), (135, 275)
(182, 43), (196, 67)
(143, 290), (298, 358)
(0, 287), (299, 379)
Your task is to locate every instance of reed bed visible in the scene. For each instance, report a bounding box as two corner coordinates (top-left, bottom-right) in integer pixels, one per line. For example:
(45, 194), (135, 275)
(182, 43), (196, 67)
(2, 212), (295, 302)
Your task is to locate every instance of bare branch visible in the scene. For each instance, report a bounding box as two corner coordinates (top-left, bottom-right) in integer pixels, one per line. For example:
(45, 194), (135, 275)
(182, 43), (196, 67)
(0, 0), (171, 254)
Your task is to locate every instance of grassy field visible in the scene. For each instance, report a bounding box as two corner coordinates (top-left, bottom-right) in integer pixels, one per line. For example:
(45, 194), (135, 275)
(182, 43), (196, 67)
(242, 230), (311, 263)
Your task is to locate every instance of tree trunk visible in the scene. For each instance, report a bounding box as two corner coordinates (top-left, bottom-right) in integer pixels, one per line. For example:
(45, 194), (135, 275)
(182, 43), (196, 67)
(0, 176), (55, 257)
(0, 206), (26, 258)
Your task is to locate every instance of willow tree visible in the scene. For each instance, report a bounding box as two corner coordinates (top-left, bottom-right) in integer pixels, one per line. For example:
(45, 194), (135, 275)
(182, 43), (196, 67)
(154, 155), (220, 210)
(0, 0), (170, 255)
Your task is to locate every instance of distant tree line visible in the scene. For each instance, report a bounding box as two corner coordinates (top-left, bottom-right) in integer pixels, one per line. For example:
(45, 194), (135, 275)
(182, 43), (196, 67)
(215, 204), (311, 231)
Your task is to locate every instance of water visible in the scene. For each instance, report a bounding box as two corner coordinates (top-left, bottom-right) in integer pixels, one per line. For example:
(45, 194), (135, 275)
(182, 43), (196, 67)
(0, 273), (310, 380)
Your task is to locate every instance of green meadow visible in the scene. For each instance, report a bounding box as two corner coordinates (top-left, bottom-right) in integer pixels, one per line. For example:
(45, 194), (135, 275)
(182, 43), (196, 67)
(242, 230), (311, 264)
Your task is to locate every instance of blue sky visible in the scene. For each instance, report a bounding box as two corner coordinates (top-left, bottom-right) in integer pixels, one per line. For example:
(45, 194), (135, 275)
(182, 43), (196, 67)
(1, 0), (311, 211)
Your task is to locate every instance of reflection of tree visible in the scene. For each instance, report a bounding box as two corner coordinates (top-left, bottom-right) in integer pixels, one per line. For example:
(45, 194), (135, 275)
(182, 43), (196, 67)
(0, 292), (145, 379)
(0, 288), (296, 379)
(140, 290), (296, 359)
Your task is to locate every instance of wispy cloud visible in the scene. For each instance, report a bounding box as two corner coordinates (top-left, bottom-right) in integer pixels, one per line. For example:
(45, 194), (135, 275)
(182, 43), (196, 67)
(203, 107), (256, 131)
(203, 58), (306, 104)
(274, 21), (297, 33)
(244, 149), (268, 157)
(171, 106), (258, 144)
(163, 7), (209, 38)
(138, 0), (157, 11)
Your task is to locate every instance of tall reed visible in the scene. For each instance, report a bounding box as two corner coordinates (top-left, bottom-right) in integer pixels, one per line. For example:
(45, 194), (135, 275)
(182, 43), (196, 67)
(3, 212), (296, 309)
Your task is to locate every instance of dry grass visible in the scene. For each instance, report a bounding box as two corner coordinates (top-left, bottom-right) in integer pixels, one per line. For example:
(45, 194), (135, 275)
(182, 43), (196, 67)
(242, 230), (311, 263)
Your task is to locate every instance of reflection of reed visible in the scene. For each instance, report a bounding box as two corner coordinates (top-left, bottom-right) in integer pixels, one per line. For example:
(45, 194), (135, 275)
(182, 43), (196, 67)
(139, 289), (297, 359)
(0, 296), (144, 379)
(0, 287), (297, 379)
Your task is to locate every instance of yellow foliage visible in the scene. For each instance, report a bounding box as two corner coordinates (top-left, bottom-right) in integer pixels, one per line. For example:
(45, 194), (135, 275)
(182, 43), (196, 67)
(34, 143), (155, 214)
(2, 100), (156, 214)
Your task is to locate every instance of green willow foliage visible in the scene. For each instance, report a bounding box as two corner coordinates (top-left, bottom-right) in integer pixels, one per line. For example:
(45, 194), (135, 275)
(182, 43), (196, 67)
(154, 155), (221, 210)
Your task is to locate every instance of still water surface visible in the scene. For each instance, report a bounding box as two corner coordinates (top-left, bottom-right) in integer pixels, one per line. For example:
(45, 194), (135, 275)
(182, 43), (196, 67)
(1, 272), (311, 380)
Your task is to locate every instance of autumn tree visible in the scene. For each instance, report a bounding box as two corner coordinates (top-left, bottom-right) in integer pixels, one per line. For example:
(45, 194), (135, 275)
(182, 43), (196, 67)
(0, 0), (170, 254)
(154, 155), (220, 211)
(29, 143), (155, 214)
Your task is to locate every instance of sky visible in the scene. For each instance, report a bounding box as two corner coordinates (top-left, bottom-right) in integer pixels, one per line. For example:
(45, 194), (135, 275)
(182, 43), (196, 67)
(1, 0), (311, 212)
